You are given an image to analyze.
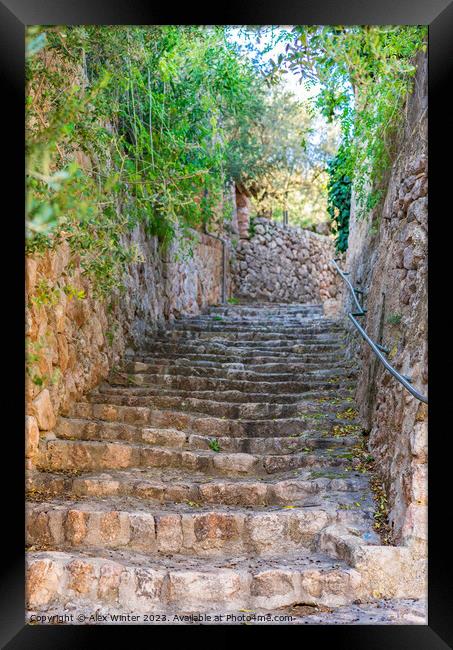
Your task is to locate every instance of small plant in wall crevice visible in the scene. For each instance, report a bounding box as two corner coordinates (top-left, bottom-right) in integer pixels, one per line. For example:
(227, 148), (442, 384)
(208, 438), (221, 453)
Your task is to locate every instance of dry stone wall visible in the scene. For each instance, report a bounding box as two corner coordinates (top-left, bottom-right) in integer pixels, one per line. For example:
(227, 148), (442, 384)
(232, 217), (340, 307)
(344, 51), (428, 553)
(25, 225), (228, 467)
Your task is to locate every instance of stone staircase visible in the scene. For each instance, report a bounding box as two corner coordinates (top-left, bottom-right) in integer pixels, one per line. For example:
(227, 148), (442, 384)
(25, 303), (425, 623)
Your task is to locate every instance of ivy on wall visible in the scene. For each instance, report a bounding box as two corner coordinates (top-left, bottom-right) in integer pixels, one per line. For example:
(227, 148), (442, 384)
(326, 145), (352, 253)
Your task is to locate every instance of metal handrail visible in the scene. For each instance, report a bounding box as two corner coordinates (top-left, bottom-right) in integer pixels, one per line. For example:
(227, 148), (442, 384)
(331, 259), (428, 404)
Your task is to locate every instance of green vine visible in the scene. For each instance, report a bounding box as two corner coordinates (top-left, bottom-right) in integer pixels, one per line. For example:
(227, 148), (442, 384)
(326, 144), (352, 253)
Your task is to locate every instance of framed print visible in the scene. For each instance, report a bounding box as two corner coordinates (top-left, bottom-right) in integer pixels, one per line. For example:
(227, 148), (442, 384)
(1, 0), (451, 646)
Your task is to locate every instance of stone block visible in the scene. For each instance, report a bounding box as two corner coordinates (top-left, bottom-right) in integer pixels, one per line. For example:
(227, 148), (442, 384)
(31, 389), (57, 431)
(25, 415), (40, 458)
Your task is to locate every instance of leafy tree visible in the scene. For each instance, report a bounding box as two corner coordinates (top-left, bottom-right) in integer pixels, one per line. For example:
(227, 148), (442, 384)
(279, 25), (427, 223)
(227, 87), (339, 228)
(25, 26), (269, 295)
(27, 24), (424, 278)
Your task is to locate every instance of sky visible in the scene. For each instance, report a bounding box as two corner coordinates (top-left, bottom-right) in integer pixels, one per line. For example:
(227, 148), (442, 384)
(226, 27), (340, 152)
(226, 26), (321, 102)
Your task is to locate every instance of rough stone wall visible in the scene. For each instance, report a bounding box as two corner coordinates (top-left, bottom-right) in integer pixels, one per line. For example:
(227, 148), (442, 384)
(232, 217), (340, 306)
(25, 225), (227, 467)
(344, 51), (427, 552)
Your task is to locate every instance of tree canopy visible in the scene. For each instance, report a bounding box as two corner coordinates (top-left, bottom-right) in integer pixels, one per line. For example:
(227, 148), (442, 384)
(26, 24), (428, 283)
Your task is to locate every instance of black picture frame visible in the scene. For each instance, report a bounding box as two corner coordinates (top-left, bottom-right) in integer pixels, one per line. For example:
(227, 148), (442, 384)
(2, 0), (451, 646)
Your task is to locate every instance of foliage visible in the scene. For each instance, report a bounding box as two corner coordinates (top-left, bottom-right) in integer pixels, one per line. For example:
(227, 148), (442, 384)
(248, 215), (256, 238)
(26, 24), (427, 288)
(326, 144), (352, 252)
(386, 312), (402, 325)
(370, 474), (392, 544)
(208, 438), (221, 452)
(25, 336), (61, 390)
(228, 85), (339, 228)
(26, 26), (267, 296)
(62, 284), (86, 301)
(30, 279), (60, 306)
(275, 25), (427, 222)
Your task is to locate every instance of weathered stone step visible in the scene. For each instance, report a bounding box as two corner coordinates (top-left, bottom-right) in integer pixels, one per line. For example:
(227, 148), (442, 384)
(105, 372), (355, 394)
(158, 329), (342, 341)
(123, 358), (349, 374)
(146, 338), (345, 351)
(201, 319), (326, 326)
(208, 304), (324, 315)
(92, 385), (357, 411)
(187, 321), (330, 331)
(169, 321), (341, 333)
(139, 345), (346, 361)
(120, 362), (354, 383)
(178, 309), (333, 319)
(26, 499), (375, 558)
(97, 383), (355, 405)
(128, 350), (347, 365)
(28, 465), (368, 506)
(83, 392), (359, 422)
(157, 333), (342, 345)
(27, 599), (427, 625)
(26, 302), (428, 622)
(37, 438), (349, 476)
(67, 403), (357, 437)
(26, 548), (364, 613)
(55, 416), (358, 454)
(164, 321), (344, 334)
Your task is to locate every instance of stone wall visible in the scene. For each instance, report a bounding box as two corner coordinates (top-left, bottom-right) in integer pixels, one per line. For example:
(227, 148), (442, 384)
(25, 225), (228, 467)
(232, 217), (340, 306)
(344, 51), (428, 552)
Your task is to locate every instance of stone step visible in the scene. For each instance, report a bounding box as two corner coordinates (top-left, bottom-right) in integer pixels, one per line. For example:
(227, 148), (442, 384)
(28, 465), (368, 507)
(26, 548), (365, 613)
(146, 338), (345, 351)
(208, 304), (324, 315)
(26, 499), (376, 558)
(187, 321), (330, 330)
(26, 599), (427, 625)
(83, 392), (359, 422)
(67, 403), (358, 437)
(148, 330), (344, 350)
(157, 322), (344, 342)
(105, 372), (355, 395)
(26, 303), (428, 622)
(96, 383), (356, 405)
(128, 350), (347, 365)
(197, 319), (328, 326)
(168, 322), (341, 333)
(36, 438), (350, 476)
(120, 362), (354, 383)
(156, 330), (342, 343)
(123, 358), (349, 373)
(165, 321), (340, 330)
(55, 416), (358, 454)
